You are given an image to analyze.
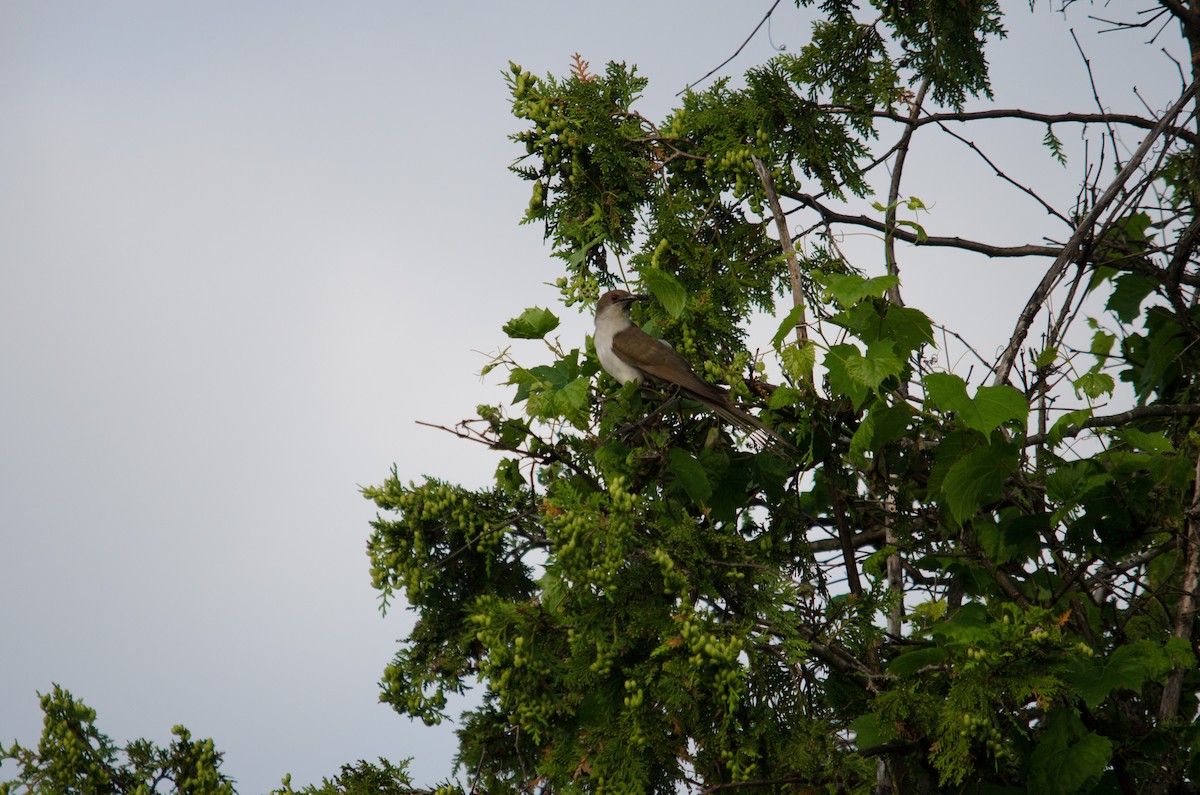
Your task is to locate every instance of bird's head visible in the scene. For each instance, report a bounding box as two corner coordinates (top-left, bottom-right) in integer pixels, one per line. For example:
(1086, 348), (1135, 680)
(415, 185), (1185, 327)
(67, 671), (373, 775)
(595, 289), (648, 319)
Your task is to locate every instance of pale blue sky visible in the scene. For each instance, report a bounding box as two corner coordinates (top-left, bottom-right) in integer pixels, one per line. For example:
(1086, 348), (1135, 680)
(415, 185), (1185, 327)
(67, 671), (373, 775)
(0, 3), (1183, 792)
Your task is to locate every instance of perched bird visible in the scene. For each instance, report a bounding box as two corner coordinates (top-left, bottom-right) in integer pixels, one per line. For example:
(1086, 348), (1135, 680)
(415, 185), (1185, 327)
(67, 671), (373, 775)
(593, 289), (792, 448)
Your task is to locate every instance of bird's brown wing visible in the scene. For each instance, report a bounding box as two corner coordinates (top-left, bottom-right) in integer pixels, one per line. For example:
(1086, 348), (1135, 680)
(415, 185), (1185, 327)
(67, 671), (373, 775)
(611, 326), (728, 401)
(612, 325), (796, 451)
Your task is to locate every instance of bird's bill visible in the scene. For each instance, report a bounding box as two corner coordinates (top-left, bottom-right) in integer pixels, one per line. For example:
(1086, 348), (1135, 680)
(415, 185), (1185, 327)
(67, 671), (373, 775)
(621, 293), (649, 303)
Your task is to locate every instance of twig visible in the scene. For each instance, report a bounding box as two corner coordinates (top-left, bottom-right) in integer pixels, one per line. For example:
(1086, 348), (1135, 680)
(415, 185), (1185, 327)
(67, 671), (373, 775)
(1071, 29), (1123, 171)
(933, 120), (1072, 226)
(677, 0), (785, 96)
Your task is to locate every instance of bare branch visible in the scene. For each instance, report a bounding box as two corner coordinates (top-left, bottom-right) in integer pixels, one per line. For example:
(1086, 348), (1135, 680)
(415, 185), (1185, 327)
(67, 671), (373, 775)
(992, 78), (1200, 386)
(933, 120), (1072, 226)
(1024, 403), (1200, 446)
(786, 190), (1062, 258)
(678, 0), (785, 95)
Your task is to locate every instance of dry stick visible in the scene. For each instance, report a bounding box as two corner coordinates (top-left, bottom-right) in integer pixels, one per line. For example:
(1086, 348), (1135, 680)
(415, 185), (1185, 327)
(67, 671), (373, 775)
(751, 154), (808, 348)
(992, 78), (1200, 387)
(1071, 29), (1124, 173)
(1158, 451), (1200, 722)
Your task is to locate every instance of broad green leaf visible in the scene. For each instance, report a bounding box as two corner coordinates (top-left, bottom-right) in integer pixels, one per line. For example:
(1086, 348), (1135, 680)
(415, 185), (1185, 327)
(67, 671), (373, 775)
(638, 267), (687, 318)
(1047, 407), (1093, 446)
(1090, 329), (1116, 359)
(850, 403), (912, 463)
(941, 443), (1015, 523)
(503, 306), (561, 339)
(1115, 428), (1175, 453)
(828, 302), (881, 341)
(972, 385), (1029, 432)
(770, 303), (809, 350)
(1034, 346), (1058, 368)
(849, 714), (885, 748)
(702, 448), (746, 525)
(824, 344), (870, 408)
(1112, 211), (1153, 244)
(845, 340), (903, 390)
(667, 448), (712, 506)
(871, 403), (913, 447)
(880, 305), (934, 358)
(931, 602), (991, 646)
(1031, 733), (1112, 794)
(1073, 371), (1115, 400)
(1105, 273), (1157, 322)
(849, 410), (875, 463)
(923, 373), (1028, 434)
(923, 372), (973, 417)
(887, 644), (948, 676)
(780, 341), (815, 384)
(554, 376), (591, 411)
(818, 272), (899, 307)
(1029, 709), (1112, 795)
(1046, 460), (1111, 504)
(980, 511), (1048, 565)
(912, 599), (947, 623)
(1085, 265), (1117, 295)
(1065, 640), (1173, 709)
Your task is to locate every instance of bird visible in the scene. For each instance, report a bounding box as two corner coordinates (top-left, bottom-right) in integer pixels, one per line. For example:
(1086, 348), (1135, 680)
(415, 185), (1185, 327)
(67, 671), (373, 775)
(593, 289), (793, 449)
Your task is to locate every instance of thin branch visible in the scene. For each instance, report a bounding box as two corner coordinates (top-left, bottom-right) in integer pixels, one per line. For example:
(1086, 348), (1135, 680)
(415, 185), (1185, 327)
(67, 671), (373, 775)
(867, 108), (1199, 147)
(678, 0), (785, 95)
(786, 190), (1061, 257)
(809, 527), (886, 553)
(1071, 28), (1123, 171)
(415, 418), (604, 492)
(933, 119), (1072, 226)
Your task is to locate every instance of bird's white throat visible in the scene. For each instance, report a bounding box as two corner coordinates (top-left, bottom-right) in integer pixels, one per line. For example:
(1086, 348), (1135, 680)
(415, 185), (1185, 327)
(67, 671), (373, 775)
(594, 307), (645, 385)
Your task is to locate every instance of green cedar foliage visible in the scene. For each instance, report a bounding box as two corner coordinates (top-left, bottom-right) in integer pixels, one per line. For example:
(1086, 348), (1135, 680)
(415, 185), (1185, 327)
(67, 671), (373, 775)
(0, 688), (436, 795)
(370, 3), (1200, 793)
(0, 686), (236, 795)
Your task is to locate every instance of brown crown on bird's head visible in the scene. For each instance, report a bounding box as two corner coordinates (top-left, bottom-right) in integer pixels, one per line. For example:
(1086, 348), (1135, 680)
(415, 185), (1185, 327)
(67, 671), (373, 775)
(596, 290), (647, 313)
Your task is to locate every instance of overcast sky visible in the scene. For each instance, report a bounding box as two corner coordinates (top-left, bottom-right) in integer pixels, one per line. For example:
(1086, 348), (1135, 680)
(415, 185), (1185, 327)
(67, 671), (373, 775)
(0, 3), (1185, 793)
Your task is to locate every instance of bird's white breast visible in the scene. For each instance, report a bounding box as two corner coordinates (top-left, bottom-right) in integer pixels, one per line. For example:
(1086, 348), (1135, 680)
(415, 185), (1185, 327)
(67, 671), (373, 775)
(594, 311), (645, 384)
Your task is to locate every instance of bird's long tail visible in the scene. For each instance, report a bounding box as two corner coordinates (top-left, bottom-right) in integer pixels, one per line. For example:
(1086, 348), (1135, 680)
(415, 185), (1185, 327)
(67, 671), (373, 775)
(698, 395), (796, 453)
